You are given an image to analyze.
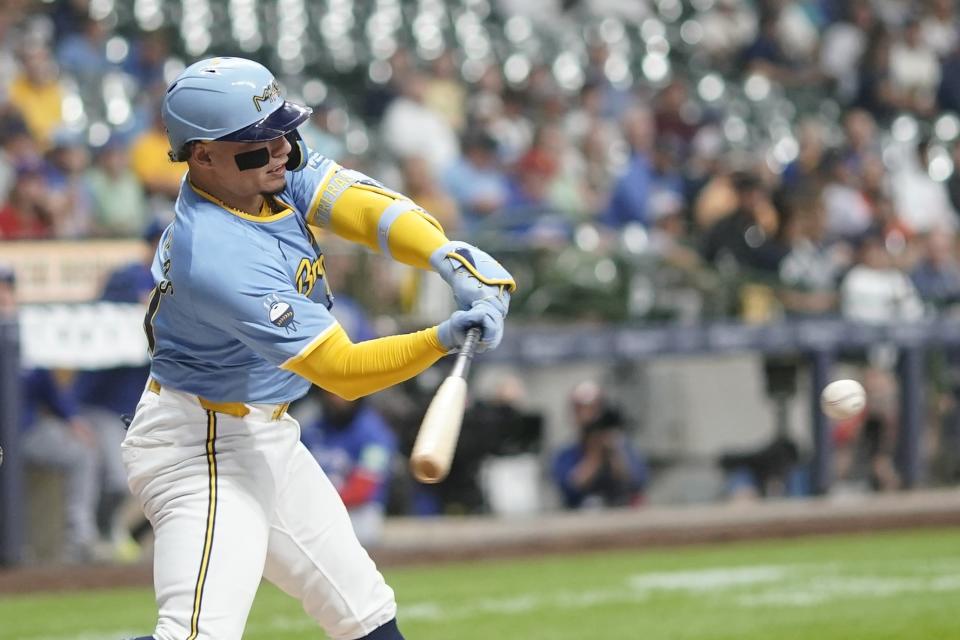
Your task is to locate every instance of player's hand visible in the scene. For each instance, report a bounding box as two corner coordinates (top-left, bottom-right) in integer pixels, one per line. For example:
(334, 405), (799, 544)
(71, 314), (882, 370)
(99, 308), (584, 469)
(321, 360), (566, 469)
(437, 300), (504, 353)
(430, 241), (516, 317)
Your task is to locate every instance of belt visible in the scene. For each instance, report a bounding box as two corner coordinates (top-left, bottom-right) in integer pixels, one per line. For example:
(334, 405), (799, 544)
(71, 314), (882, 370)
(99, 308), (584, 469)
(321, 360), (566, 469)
(147, 378), (289, 421)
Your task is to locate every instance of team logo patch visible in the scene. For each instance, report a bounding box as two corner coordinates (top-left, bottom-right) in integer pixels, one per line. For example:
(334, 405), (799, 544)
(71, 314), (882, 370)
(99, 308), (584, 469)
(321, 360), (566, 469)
(264, 293), (298, 332)
(252, 80), (282, 112)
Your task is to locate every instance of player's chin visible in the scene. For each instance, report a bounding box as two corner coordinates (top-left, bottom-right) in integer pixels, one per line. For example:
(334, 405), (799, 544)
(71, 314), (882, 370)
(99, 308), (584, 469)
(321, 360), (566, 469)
(262, 175), (287, 195)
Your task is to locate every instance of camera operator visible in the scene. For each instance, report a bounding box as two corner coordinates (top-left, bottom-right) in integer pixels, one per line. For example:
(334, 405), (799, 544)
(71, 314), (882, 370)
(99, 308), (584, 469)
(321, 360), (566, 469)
(552, 381), (647, 510)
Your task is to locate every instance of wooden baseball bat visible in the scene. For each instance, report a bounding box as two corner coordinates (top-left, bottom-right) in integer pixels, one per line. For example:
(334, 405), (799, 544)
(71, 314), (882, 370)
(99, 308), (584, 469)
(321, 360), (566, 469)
(410, 327), (481, 484)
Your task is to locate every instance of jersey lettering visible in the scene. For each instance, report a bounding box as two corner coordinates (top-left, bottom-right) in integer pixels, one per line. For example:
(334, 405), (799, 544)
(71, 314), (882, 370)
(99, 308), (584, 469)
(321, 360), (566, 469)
(295, 255), (326, 297)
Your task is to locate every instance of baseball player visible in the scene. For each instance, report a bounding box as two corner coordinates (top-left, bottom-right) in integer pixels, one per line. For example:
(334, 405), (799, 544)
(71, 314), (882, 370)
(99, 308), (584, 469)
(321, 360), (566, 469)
(122, 57), (515, 640)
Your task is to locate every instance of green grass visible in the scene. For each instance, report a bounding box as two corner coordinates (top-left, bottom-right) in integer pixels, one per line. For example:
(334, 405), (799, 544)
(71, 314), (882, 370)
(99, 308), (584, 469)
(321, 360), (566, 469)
(2, 528), (960, 640)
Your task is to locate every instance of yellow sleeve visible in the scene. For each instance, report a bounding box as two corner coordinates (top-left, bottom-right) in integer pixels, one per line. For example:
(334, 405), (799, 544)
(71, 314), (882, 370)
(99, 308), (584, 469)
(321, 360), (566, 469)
(281, 323), (447, 400)
(327, 183), (450, 270)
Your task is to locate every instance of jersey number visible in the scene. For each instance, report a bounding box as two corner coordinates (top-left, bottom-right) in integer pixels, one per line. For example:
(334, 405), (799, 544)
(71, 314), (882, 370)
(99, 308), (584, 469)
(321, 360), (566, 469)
(144, 280), (173, 355)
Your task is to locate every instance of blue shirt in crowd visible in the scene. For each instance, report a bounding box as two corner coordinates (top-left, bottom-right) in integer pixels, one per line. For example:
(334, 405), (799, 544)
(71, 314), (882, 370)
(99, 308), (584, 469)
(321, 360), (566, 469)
(21, 368), (78, 432)
(301, 404), (397, 508)
(73, 262), (155, 416)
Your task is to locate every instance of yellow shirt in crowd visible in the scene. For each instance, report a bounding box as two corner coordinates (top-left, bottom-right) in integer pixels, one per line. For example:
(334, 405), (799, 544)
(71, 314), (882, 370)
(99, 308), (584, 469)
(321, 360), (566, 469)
(131, 129), (188, 191)
(8, 75), (63, 147)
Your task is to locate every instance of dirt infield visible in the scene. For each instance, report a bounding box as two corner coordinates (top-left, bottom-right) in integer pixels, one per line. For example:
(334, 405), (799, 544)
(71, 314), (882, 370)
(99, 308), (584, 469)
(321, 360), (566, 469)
(3, 489), (960, 595)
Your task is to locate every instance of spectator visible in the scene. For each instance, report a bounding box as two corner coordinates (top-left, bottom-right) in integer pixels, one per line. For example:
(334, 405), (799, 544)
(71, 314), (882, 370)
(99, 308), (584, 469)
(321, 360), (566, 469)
(645, 190), (703, 273)
(741, 9), (802, 85)
(836, 229), (923, 493)
(0, 162), (55, 239)
(580, 41), (631, 120)
(699, 0), (758, 71)
(502, 147), (558, 230)
(700, 171), (787, 275)
(129, 108), (187, 201)
(423, 50), (466, 134)
(820, 150), (874, 242)
(578, 126), (619, 222)
(776, 192), (848, 317)
(85, 134), (148, 237)
(819, 0), (875, 104)
(653, 77), (702, 153)
(552, 381), (647, 510)
(855, 27), (902, 121)
(55, 16), (113, 86)
(564, 81), (613, 147)
(298, 102), (346, 163)
(775, 0), (823, 67)
(527, 122), (592, 221)
(441, 130), (509, 230)
(43, 127), (93, 238)
(0, 270), (101, 562)
(122, 29), (170, 90)
(781, 118), (827, 190)
(362, 46), (414, 122)
(840, 108), (881, 177)
(380, 68), (459, 174)
(889, 18), (940, 117)
(601, 106), (657, 228)
(73, 219), (162, 417)
(910, 228), (960, 310)
(488, 88), (534, 164)
(890, 138), (959, 234)
(841, 229), (925, 325)
(465, 65), (504, 128)
(301, 388), (398, 547)
(7, 42), (65, 147)
(920, 0), (957, 59)
(399, 155), (459, 233)
(0, 108), (42, 188)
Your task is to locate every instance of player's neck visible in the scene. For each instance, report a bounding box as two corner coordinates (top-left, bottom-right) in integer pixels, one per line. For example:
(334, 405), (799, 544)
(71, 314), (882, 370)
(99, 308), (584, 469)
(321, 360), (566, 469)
(189, 172), (264, 216)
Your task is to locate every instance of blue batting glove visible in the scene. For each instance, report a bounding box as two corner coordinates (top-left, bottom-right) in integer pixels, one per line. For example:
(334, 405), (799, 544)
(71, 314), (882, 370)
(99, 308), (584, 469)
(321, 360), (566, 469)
(436, 300), (505, 353)
(430, 241), (516, 316)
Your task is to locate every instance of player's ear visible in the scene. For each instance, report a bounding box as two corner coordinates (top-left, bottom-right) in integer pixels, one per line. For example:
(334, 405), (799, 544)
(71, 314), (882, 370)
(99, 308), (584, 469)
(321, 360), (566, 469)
(192, 142), (214, 167)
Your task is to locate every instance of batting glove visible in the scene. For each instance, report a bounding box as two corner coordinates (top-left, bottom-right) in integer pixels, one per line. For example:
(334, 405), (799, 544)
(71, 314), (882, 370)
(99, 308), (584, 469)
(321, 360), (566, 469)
(437, 300), (504, 353)
(430, 241), (516, 317)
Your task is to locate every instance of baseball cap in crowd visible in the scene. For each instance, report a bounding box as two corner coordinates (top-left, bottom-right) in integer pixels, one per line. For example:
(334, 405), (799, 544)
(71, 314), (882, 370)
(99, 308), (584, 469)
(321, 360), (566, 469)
(0, 264), (15, 284)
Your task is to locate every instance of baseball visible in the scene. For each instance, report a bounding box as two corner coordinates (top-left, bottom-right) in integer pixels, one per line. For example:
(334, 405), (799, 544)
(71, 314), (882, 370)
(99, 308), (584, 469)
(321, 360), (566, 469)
(820, 379), (866, 420)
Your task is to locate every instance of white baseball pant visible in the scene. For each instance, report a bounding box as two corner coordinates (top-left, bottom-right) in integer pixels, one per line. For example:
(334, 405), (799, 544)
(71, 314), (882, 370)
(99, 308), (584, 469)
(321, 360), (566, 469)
(122, 383), (397, 640)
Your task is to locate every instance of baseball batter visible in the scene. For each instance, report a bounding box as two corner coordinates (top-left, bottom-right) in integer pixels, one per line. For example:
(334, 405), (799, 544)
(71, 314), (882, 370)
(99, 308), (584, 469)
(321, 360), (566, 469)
(122, 57), (515, 640)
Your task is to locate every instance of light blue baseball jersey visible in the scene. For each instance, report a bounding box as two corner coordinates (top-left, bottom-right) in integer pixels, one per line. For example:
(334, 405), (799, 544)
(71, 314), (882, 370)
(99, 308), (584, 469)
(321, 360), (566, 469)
(147, 150), (374, 403)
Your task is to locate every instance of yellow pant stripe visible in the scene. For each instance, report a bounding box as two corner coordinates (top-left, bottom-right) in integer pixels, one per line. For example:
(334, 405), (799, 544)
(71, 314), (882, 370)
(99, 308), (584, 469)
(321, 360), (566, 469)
(186, 410), (219, 640)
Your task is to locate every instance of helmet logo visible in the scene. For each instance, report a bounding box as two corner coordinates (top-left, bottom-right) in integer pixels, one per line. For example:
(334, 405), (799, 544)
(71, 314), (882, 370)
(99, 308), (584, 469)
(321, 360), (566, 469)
(252, 80), (282, 112)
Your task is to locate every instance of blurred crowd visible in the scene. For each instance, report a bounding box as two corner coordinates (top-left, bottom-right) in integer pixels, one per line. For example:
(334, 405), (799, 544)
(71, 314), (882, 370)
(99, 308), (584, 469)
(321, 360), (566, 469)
(3, 0), (960, 325)
(6, 0), (960, 561)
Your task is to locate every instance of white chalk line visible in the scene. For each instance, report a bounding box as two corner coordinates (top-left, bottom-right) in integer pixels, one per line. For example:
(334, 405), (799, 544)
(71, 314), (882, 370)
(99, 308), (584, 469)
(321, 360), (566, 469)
(20, 562), (960, 638)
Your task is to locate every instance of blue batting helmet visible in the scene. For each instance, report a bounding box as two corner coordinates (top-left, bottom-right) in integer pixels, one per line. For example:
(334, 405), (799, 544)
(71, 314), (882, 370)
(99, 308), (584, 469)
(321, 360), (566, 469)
(162, 57), (311, 163)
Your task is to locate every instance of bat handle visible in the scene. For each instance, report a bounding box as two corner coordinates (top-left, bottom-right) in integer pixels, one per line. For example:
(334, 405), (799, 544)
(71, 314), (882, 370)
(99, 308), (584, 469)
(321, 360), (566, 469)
(450, 326), (481, 380)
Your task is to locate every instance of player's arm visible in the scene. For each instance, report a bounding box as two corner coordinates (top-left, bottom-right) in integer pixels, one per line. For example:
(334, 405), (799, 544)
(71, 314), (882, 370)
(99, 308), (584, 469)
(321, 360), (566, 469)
(304, 167), (516, 316)
(282, 303), (496, 401)
(282, 324), (446, 401)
